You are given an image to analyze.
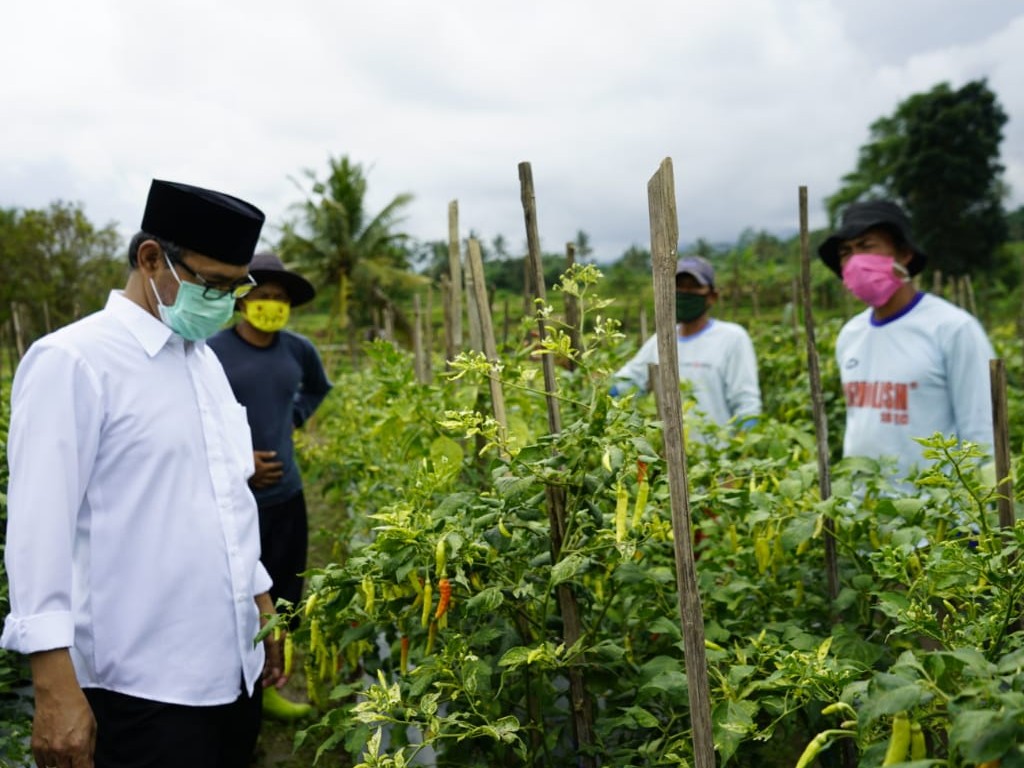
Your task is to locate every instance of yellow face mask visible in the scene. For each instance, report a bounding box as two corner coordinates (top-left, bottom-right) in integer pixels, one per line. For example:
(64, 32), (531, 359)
(242, 299), (290, 333)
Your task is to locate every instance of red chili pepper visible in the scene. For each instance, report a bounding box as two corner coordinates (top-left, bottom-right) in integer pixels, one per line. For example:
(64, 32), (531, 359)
(435, 578), (452, 619)
(636, 460), (648, 484)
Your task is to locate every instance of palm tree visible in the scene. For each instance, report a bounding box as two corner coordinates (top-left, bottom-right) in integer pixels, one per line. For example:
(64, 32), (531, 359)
(277, 155), (424, 334)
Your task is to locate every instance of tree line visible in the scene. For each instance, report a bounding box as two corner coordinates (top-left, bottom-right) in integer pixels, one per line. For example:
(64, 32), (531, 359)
(1, 78), (1019, 361)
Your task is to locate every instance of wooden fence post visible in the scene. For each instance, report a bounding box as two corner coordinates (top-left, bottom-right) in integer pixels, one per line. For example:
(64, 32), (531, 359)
(447, 201), (463, 354)
(798, 187), (840, 605)
(518, 161), (596, 766)
(647, 158), (715, 768)
(564, 242), (582, 369)
(466, 238), (507, 436)
(990, 359), (1015, 530)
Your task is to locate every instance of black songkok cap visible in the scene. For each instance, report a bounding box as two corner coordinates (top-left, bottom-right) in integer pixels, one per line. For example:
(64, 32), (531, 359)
(141, 179), (265, 266)
(818, 200), (927, 277)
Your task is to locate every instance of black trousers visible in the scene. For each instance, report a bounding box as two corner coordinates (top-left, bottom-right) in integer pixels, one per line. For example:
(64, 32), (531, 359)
(84, 684), (262, 768)
(258, 489), (309, 612)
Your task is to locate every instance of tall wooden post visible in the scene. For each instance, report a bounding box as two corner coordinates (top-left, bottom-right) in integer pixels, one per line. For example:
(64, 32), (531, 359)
(647, 158), (715, 768)
(564, 242), (582, 369)
(447, 201), (463, 355)
(518, 161), (595, 766)
(798, 187), (839, 604)
(467, 238), (507, 436)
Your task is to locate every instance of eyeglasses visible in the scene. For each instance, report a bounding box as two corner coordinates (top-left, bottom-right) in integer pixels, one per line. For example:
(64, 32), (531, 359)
(166, 254), (257, 300)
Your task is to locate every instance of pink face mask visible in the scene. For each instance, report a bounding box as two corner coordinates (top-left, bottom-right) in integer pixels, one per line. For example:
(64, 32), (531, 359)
(841, 253), (907, 307)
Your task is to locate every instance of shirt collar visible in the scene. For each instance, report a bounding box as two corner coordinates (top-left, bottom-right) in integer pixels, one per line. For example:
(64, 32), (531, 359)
(105, 290), (185, 357)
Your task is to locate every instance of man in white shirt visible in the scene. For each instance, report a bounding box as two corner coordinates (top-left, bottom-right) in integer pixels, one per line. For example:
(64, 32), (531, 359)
(818, 200), (994, 483)
(2, 180), (285, 768)
(611, 255), (762, 437)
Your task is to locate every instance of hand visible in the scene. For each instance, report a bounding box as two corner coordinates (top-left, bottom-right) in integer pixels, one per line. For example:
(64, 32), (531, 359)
(30, 649), (96, 768)
(256, 593), (288, 689)
(250, 450), (283, 489)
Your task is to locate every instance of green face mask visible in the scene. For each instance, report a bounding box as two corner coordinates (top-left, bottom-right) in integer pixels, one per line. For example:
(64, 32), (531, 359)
(151, 254), (235, 341)
(675, 292), (708, 323)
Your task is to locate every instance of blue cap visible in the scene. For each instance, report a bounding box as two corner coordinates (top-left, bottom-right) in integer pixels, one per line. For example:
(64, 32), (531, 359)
(675, 255), (715, 288)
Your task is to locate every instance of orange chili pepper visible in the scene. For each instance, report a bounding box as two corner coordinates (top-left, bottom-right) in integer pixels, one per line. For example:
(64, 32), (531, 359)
(435, 578), (452, 619)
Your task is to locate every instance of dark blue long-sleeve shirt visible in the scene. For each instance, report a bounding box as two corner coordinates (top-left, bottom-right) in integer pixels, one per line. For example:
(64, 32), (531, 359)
(209, 327), (332, 506)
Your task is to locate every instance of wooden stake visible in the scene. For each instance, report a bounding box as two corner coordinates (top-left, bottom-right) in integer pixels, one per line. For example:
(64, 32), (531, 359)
(447, 201), (463, 353)
(990, 359), (1015, 530)
(10, 302), (26, 360)
(564, 242), (582, 369)
(464, 240), (484, 353)
(424, 285), (434, 381)
(647, 158), (715, 768)
(518, 161), (595, 766)
(413, 294), (427, 384)
(441, 274), (455, 364)
(798, 187), (839, 604)
(466, 238), (507, 435)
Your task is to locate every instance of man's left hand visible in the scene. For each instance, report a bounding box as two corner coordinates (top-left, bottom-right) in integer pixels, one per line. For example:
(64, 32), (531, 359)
(256, 592), (288, 689)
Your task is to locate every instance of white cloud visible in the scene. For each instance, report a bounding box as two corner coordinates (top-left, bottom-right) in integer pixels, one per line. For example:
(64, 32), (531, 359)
(1, 0), (1021, 262)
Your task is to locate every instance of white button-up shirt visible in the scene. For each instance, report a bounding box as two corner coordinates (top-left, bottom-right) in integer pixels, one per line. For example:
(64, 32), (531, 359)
(2, 291), (272, 705)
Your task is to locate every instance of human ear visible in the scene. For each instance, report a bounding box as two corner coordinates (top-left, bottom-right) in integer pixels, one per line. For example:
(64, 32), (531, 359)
(136, 240), (164, 277)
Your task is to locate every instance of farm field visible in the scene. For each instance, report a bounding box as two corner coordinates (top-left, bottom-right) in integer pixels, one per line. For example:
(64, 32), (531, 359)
(3, 263), (1024, 767)
(253, 266), (1024, 767)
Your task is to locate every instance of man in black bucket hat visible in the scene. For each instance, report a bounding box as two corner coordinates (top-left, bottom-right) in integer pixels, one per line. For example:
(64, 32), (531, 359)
(209, 254), (331, 721)
(2, 180), (286, 767)
(819, 199), (994, 485)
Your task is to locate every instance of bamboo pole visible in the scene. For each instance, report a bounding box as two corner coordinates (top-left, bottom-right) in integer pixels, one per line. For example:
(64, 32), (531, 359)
(564, 242), (582, 369)
(990, 359), (1015, 530)
(502, 297), (510, 349)
(798, 187), (839, 604)
(10, 302), (26, 360)
(424, 285), (434, 381)
(518, 161), (595, 766)
(964, 273), (977, 317)
(447, 201), (463, 353)
(790, 277), (801, 342)
(441, 274), (455, 363)
(464, 240), (484, 353)
(412, 295), (429, 385)
(647, 158), (715, 768)
(466, 238), (507, 436)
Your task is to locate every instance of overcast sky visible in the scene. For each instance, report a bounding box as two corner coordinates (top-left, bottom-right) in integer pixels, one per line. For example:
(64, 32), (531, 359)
(2, 0), (1022, 263)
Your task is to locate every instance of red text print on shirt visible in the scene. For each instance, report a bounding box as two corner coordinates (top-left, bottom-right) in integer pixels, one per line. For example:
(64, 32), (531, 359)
(844, 380), (914, 426)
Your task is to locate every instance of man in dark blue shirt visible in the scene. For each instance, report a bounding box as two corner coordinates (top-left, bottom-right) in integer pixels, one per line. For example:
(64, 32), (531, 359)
(209, 252), (331, 719)
(211, 252), (331, 720)
(211, 252), (331, 606)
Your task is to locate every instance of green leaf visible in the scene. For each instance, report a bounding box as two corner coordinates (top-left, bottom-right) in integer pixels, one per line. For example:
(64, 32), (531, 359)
(621, 705), (660, 729)
(550, 553), (589, 586)
(498, 646), (531, 669)
(465, 586), (505, 613)
(862, 684), (922, 720)
(429, 435), (464, 471)
(951, 708), (1024, 762)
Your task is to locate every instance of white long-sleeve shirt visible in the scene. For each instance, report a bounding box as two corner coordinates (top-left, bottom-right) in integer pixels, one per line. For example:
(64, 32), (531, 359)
(2, 291), (271, 705)
(612, 319), (762, 429)
(836, 292), (995, 480)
